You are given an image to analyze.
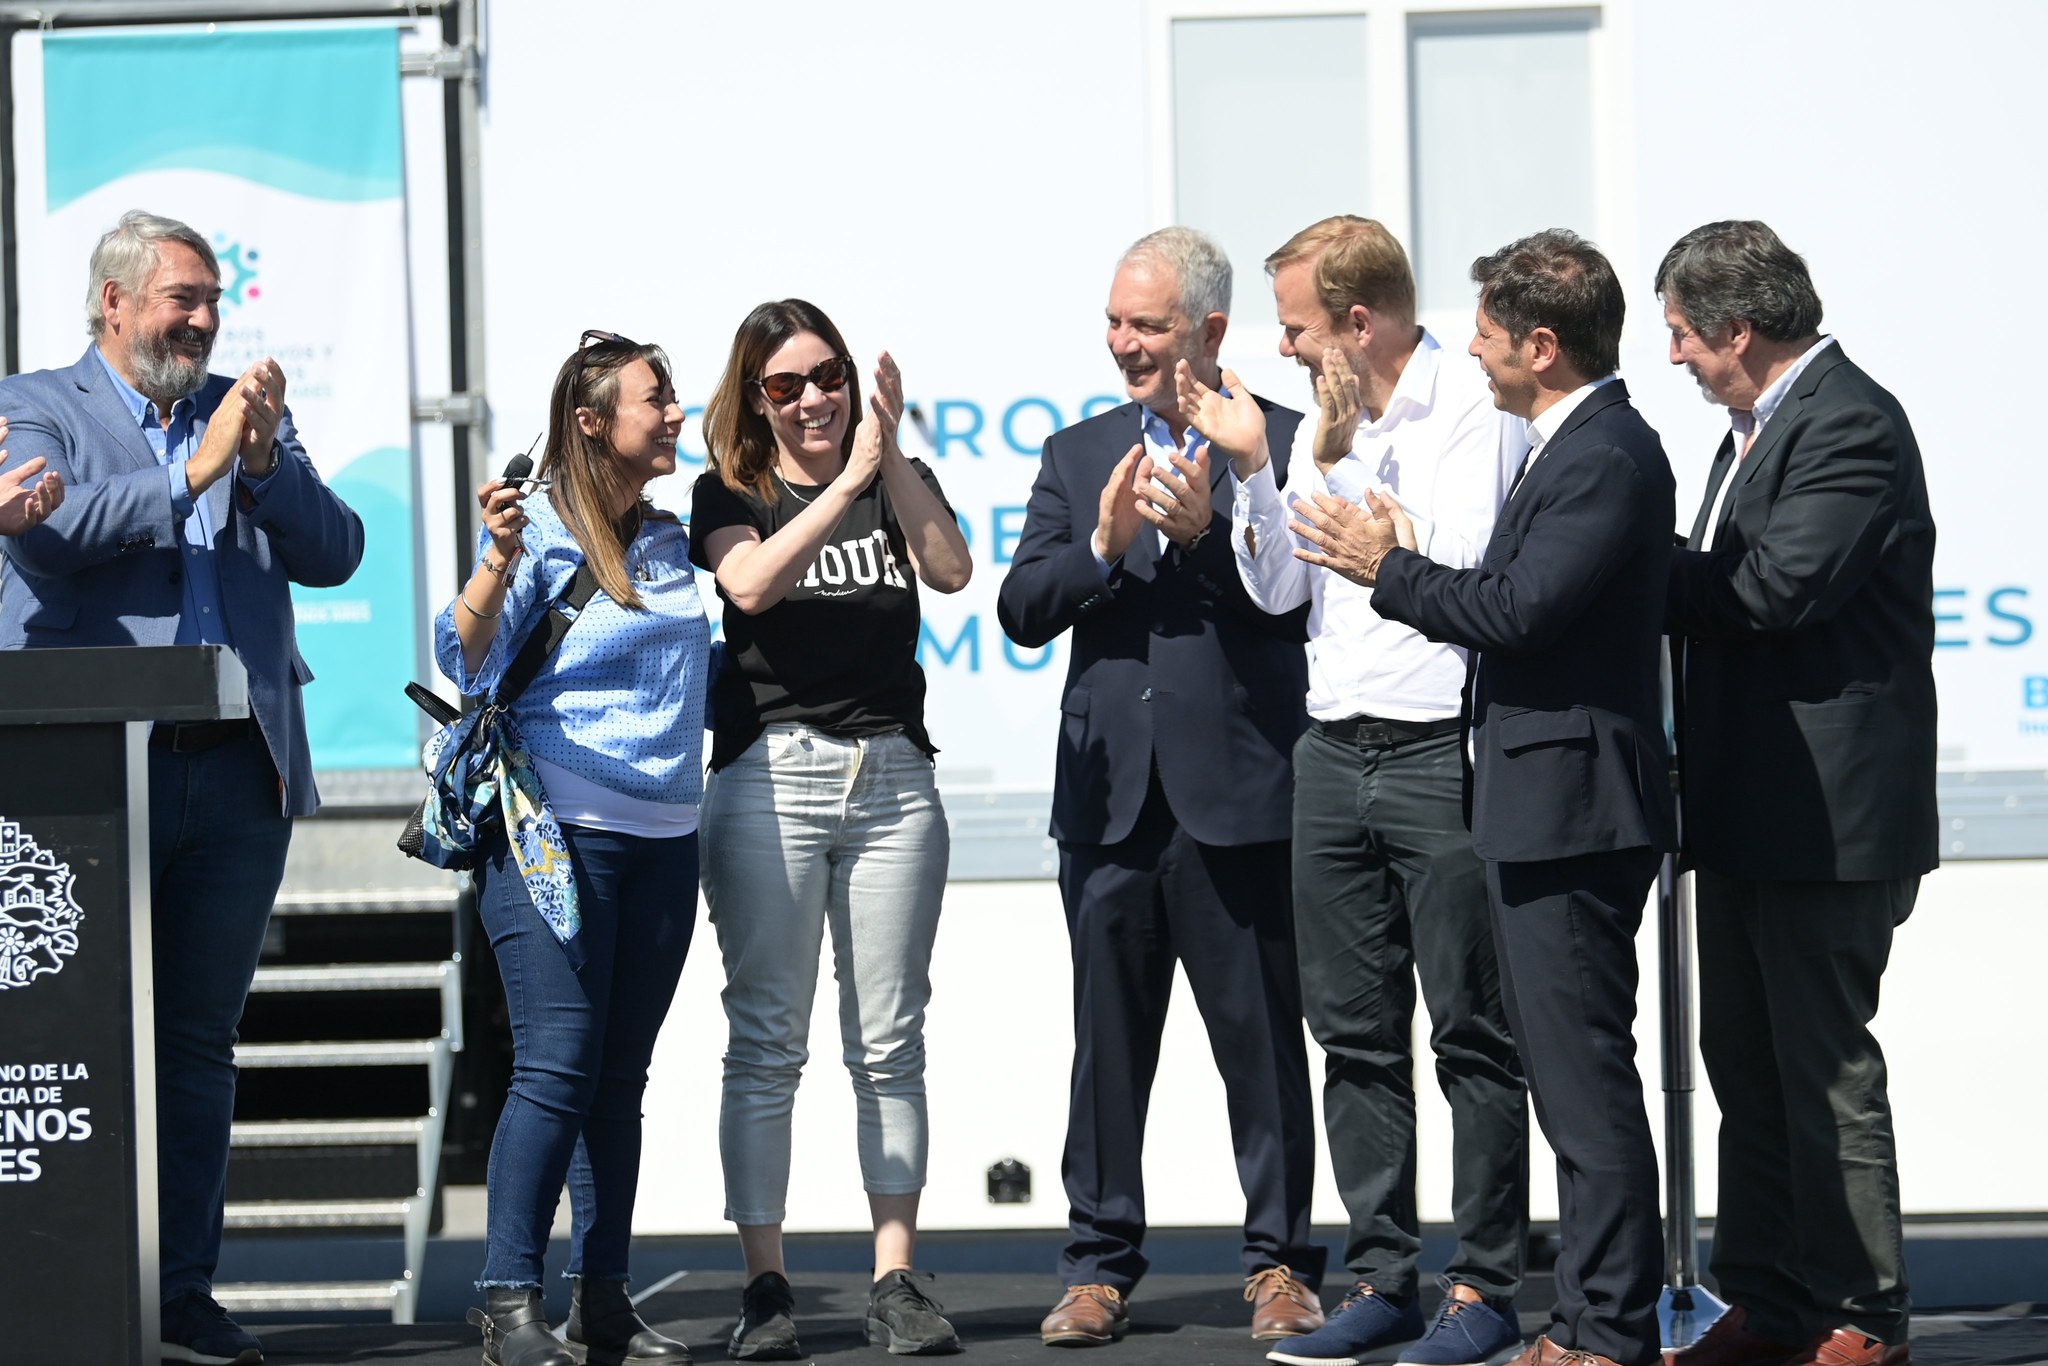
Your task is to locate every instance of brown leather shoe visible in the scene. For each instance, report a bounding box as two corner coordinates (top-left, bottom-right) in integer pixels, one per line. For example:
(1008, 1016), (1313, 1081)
(1786, 1328), (1909, 1366)
(1669, 1306), (1801, 1366)
(1041, 1284), (1129, 1347)
(1245, 1265), (1325, 1341)
(1509, 1337), (1632, 1366)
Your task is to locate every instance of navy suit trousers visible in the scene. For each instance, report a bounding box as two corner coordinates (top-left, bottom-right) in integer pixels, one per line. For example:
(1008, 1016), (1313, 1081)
(1056, 769), (1324, 1292)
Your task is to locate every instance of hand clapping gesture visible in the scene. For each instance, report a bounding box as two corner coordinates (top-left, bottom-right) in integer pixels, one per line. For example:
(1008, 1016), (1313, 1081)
(1136, 443), (1215, 551)
(1312, 347), (1364, 473)
(1173, 360), (1268, 475)
(1290, 486), (1417, 586)
(843, 350), (905, 495)
(0, 419), (64, 536)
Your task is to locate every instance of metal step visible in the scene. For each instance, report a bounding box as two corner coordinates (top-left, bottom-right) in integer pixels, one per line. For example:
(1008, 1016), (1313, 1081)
(250, 962), (452, 993)
(231, 1118), (426, 1148)
(224, 1197), (416, 1230)
(234, 1039), (443, 1069)
(214, 1278), (410, 1315)
(271, 886), (461, 917)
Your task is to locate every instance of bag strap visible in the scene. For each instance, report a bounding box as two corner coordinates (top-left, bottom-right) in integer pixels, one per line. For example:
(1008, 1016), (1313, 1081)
(490, 562), (603, 707)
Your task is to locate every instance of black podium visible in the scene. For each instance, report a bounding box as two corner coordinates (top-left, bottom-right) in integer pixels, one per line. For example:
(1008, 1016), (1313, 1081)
(0, 645), (250, 1364)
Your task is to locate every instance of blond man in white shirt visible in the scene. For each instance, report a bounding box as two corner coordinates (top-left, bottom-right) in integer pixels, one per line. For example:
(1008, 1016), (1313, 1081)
(1217, 217), (1532, 1366)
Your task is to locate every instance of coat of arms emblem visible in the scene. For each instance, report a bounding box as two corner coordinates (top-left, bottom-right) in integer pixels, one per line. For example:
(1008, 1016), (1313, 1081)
(0, 819), (82, 990)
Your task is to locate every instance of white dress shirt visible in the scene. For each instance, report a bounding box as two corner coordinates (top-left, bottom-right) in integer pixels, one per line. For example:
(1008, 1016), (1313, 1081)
(1699, 334), (1833, 551)
(1232, 331), (1528, 722)
(1513, 373), (1619, 488)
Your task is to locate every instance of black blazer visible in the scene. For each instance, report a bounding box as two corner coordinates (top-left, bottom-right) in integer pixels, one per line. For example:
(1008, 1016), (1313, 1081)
(1372, 381), (1678, 864)
(997, 399), (1310, 848)
(1667, 343), (1938, 881)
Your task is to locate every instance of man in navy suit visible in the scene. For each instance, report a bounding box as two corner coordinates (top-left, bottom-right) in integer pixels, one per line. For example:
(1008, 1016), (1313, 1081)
(997, 227), (1325, 1347)
(1194, 229), (1676, 1366)
(1660, 222), (1930, 1366)
(0, 209), (364, 1366)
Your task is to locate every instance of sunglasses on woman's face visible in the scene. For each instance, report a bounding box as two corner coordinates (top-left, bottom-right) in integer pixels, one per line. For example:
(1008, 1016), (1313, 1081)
(751, 355), (854, 405)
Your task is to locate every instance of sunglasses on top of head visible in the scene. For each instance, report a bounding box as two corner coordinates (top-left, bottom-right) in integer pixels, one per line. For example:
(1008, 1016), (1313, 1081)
(751, 355), (854, 405)
(572, 328), (637, 395)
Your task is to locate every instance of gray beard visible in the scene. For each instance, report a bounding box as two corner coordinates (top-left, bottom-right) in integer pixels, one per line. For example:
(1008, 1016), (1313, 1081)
(129, 329), (212, 406)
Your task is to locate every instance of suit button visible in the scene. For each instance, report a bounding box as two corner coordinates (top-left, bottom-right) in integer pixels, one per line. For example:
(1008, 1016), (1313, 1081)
(1140, 688), (1153, 702)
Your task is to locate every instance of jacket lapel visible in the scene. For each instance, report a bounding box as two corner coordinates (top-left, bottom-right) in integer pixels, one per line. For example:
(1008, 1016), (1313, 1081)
(1709, 340), (1847, 536)
(1689, 433), (1739, 548)
(69, 349), (165, 475)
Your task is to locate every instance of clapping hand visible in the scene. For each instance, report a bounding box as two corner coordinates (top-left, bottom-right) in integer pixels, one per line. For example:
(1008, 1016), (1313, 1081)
(1174, 361), (1267, 475)
(1290, 486), (1415, 586)
(844, 350), (903, 495)
(1312, 347), (1364, 473)
(0, 418), (64, 536)
(1093, 443), (1147, 562)
(1136, 443), (1214, 551)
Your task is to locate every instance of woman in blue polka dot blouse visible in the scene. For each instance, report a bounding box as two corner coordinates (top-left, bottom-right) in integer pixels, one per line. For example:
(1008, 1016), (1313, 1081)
(434, 332), (708, 1366)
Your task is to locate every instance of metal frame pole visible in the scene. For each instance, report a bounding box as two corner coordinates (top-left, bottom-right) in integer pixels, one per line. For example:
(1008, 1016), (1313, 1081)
(1658, 649), (1726, 1351)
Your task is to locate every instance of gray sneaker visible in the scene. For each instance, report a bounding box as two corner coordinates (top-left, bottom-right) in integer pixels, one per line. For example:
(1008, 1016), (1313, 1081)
(865, 1269), (962, 1356)
(729, 1271), (802, 1361)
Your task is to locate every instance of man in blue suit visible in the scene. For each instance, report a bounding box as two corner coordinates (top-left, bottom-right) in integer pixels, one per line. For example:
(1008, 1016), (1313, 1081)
(997, 227), (1325, 1347)
(0, 209), (364, 1366)
(1194, 229), (1676, 1366)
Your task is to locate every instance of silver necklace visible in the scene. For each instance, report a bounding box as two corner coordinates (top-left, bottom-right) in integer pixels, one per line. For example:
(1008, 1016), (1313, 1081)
(776, 470), (822, 505)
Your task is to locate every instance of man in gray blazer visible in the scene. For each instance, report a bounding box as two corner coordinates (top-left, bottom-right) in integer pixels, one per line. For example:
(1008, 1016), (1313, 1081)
(0, 209), (364, 1366)
(1661, 221), (1931, 1366)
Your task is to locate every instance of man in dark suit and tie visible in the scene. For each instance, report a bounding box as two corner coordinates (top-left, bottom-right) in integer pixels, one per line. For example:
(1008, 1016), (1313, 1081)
(1659, 221), (1932, 1366)
(1192, 228), (1676, 1366)
(997, 226), (1325, 1348)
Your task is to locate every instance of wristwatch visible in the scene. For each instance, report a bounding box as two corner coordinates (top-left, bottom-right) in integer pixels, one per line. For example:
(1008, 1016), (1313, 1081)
(1182, 521), (1212, 554)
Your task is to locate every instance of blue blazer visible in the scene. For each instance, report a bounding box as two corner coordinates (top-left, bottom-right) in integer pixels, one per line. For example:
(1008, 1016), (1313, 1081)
(1372, 381), (1677, 864)
(0, 348), (366, 817)
(997, 399), (1310, 848)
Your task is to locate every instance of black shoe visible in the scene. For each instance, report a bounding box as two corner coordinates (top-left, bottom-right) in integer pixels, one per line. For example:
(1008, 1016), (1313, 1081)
(729, 1271), (802, 1361)
(866, 1269), (961, 1356)
(567, 1276), (691, 1365)
(469, 1287), (576, 1366)
(160, 1290), (264, 1366)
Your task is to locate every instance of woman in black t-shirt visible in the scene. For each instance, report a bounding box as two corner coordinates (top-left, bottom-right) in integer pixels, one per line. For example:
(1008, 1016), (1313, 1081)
(689, 298), (971, 1359)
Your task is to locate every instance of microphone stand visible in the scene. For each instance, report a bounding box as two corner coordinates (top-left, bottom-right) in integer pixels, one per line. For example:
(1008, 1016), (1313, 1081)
(1658, 642), (1727, 1351)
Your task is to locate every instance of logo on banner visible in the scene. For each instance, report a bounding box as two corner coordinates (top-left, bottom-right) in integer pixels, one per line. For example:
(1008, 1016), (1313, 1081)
(210, 234), (263, 313)
(0, 820), (82, 991)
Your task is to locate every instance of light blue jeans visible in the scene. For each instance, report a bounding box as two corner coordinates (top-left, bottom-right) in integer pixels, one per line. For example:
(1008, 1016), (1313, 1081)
(701, 725), (949, 1224)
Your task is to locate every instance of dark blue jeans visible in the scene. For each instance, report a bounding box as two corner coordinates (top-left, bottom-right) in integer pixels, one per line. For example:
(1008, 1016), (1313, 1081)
(149, 731), (294, 1303)
(476, 823), (698, 1288)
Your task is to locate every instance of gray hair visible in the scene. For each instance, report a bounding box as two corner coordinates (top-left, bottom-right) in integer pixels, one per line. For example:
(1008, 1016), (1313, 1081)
(1654, 220), (1823, 343)
(1119, 225), (1232, 322)
(85, 209), (219, 338)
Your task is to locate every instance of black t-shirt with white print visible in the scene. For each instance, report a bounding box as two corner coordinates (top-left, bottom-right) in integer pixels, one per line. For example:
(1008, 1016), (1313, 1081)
(689, 459), (951, 771)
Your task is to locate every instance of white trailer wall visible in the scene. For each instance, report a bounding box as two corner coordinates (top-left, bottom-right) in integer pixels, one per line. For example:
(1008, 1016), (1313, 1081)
(460, 0), (2044, 1235)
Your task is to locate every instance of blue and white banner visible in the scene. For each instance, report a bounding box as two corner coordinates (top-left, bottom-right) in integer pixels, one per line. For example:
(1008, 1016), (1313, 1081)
(18, 25), (416, 770)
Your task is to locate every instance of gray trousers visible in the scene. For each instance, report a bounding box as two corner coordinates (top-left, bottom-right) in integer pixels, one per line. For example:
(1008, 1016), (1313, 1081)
(1695, 869), (1916, 1347)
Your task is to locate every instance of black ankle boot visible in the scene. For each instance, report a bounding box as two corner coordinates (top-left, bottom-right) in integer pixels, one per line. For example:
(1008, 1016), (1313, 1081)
(467, 1287), (576, 1366)
(567, 1277), (692, 1364)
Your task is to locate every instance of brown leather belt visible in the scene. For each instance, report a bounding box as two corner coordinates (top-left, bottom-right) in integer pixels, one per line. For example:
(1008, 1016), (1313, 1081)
(1312, 714), (1463, 748)
(150, 716), (259, 754)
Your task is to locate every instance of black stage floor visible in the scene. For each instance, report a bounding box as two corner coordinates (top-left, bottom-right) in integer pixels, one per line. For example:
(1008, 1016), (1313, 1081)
(238, 1274), (2048, 1366)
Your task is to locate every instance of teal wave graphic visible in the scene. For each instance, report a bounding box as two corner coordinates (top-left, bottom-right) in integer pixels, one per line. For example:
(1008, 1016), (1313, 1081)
(293, 446), (419, 771)
(45, 28), (401, 210)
